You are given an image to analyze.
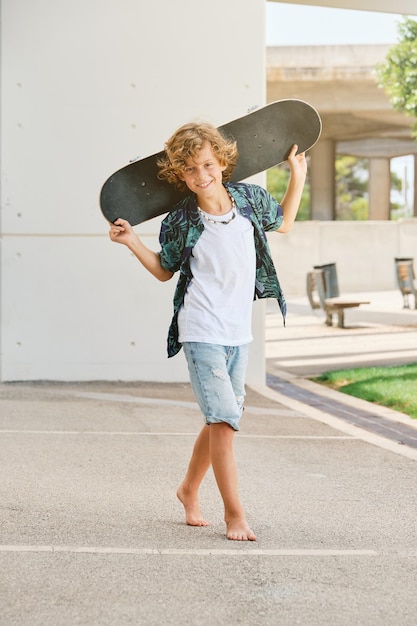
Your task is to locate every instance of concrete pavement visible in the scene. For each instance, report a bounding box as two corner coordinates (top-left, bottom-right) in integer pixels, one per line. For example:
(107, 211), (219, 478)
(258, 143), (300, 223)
(265, 290), (417, 458)
(267, 290), (417, 377)
(1, 291), (417, 625)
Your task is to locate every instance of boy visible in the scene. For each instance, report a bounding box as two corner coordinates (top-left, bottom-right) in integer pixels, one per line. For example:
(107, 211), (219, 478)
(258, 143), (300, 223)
(109, 122), (307, 541)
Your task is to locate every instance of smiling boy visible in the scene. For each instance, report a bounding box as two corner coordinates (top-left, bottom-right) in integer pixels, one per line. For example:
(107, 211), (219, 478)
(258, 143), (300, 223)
(109, 122), (307, 540)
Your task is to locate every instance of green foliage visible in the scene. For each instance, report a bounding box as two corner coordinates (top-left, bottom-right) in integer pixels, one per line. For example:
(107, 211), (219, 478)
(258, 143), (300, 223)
(315, 363), (417, 419)
(335, 155), (369, 220)
(390, 169), (406, 219)
(377, 17), (417, 137)
(268, 154), (406, 222)
(267, 165), (310, 220)
(332, 156), (406, 220)
(391, 168), (403, 193)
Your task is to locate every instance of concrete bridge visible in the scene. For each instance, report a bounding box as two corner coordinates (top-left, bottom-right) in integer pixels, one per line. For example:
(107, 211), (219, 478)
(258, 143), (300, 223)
(267, 44), (417, 220)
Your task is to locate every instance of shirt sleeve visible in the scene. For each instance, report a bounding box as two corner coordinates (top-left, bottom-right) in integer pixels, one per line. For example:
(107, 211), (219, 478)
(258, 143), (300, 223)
(251, 185), (283, 232)
(158, 212), (183, 273)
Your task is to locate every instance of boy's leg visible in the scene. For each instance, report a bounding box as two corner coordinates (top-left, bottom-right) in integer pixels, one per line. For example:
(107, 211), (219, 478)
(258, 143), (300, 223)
(177, 424), (211, 526)
(209, 422), (256, 541)
(180, 343), (255, 539)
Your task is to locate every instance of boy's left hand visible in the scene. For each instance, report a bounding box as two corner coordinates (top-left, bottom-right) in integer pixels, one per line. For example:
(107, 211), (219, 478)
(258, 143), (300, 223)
(287, 144), (307, 178)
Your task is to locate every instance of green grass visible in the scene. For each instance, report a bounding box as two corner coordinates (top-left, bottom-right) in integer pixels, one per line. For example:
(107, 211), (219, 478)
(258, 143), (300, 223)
(314, 363), (417, 419)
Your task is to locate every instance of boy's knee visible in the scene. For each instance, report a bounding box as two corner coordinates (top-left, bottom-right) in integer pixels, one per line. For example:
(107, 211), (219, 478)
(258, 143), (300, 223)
(210, 420), (236, 433)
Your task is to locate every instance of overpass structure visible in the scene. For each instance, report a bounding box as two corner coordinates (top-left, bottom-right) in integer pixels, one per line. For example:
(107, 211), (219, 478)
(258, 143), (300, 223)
(267, 44), (417, 220)
(276, 0), (416, 13)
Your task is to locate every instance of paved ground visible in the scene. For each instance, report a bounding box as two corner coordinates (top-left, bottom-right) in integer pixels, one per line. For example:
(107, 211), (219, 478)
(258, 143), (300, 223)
(266, 290), (417, 377)
(1, 291), (417, 625)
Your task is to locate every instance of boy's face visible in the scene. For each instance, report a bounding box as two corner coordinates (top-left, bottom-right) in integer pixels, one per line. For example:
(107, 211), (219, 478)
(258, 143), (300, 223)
(179, 142), (226, 198)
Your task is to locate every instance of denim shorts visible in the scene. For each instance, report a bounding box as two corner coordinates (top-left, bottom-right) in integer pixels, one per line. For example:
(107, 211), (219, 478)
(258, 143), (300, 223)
(182, 342), (249, 431)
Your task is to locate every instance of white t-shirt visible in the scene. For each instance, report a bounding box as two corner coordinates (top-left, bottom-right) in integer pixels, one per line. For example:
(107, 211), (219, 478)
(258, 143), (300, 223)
(178, 208), (256, 346)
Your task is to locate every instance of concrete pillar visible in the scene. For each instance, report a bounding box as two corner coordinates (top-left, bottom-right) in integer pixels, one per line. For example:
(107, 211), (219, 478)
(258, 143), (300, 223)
(309, 139), (335, 220)
(368, 158), (391, 220)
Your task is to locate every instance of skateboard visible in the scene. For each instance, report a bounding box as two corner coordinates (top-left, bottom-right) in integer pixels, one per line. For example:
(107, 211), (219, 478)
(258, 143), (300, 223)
(100, 99), (322, 226)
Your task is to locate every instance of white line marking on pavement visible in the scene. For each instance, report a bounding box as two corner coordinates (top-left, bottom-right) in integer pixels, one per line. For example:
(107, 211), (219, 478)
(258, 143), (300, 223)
(72, 392), (198, 409)
(0, 545), (378, 556)
(0, 430), (353, 439)
(0, 430), (198, 436)
(65, 391), (295, 416)
(272, 350), (417, 369)
(256, 385), (417, 461)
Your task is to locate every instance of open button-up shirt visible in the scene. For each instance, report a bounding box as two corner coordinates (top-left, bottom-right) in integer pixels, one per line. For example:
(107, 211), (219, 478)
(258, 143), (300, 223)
(159, 182), (286, 357)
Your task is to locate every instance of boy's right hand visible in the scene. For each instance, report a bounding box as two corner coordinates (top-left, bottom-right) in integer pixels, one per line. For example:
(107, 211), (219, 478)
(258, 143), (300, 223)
(108, 217), (172, 281)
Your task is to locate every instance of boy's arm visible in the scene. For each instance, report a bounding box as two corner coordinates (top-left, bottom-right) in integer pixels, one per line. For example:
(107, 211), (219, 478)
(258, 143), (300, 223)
(109, 218), (173, 282)
(276, 144), (307, 234)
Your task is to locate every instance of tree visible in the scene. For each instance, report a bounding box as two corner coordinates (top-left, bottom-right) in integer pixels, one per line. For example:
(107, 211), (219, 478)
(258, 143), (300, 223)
(335, 156), (368, 220)
(377, 17), (417, 137)
(267, 156), (405, 221)
(268, 157), (370, 221)
(267, 164), (310, 220)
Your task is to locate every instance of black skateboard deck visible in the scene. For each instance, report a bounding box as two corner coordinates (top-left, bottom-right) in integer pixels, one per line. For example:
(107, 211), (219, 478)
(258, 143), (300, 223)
(100, 99), (322, 226)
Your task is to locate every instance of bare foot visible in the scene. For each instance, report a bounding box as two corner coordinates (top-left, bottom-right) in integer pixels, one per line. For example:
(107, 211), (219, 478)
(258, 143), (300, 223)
(177, 484), (209, 527)
(226, 518), (257, 541)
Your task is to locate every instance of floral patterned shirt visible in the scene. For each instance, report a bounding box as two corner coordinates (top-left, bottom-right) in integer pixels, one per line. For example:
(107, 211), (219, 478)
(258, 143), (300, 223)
(159, 182), (286, 357)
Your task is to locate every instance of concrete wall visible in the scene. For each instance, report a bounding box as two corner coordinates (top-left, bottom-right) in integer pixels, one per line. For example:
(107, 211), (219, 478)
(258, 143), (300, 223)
(0, 0), (267, 383)
(268, 219), (417, 296)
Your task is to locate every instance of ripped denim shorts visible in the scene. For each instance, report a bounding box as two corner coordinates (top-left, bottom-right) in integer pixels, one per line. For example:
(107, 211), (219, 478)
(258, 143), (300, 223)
(182, 342), (249, 431)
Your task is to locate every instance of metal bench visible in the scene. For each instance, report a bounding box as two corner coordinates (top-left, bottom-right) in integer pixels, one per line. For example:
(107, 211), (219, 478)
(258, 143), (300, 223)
(394, 258), (417, 309)
(306, 269), (370, 328)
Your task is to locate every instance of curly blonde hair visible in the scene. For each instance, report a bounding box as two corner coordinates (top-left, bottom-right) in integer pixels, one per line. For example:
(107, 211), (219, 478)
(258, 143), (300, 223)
(157, 123), (238, 191)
